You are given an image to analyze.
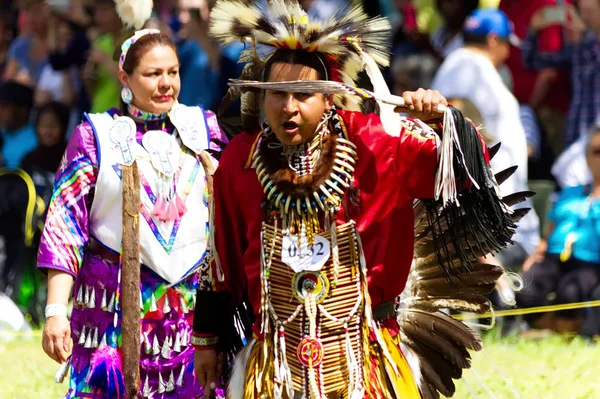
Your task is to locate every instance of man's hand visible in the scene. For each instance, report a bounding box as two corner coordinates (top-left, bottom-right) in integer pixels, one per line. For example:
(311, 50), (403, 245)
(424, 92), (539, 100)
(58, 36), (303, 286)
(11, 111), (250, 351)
(194, 349), (224, 394)
(42, 315), (71, 364)
(395, 88), (448, 121)
(522, 252), (544, 272)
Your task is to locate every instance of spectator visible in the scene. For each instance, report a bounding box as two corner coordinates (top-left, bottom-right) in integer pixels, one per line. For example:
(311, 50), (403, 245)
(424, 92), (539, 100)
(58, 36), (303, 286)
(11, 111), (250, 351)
(35, 18), (79, 111)
(20, 101), (69, 194)
(0, 11), (12, 79)
(431, 0), (480, 59)
(517, 126), (600, 334)
(552, 112), (599, 188)
(413, 0), (499, 34)
(431, 8), (541, 269)
(391, 54), (437, 95)
(46, 0), (92, 115)
(257, 0), (348, 20)
(175, 0), (243, 109)
(82, 0), (124, 113)
(0, 81), (37, 169)
(552, 129), (594, 189)
(389, 0), (425, 58)
(523, 1), (600, 147)
(581, 284), (600, 341)
(3, 0), (49, 86)
(500, 0), (572, 157)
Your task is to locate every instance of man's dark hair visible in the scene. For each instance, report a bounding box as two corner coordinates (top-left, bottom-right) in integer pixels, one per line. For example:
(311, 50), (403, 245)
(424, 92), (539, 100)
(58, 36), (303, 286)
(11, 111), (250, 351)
(262, 49), (330, 81)
(463, 31), (489, 46)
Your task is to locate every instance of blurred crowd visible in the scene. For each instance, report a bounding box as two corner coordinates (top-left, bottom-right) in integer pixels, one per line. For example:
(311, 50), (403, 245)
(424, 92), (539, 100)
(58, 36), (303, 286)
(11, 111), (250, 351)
(0, 0), (599, 341)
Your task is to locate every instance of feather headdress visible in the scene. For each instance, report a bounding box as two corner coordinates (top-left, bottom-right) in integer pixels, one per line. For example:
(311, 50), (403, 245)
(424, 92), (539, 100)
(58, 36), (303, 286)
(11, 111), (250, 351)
(210, 0), (392, 119)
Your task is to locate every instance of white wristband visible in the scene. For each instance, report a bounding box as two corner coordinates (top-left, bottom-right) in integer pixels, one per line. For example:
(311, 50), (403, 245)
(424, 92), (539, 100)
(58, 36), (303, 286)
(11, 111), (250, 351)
(45, 304), (67, 318)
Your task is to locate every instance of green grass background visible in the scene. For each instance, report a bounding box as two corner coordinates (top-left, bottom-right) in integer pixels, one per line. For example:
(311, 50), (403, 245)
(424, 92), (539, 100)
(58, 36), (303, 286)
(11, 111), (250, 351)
(1, 333), (599, 398)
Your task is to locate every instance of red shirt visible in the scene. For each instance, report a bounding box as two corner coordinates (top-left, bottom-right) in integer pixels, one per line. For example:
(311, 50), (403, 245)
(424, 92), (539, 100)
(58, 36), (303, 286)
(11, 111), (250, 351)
(212, 110), (439, 315)
(500, 0), (571, 111)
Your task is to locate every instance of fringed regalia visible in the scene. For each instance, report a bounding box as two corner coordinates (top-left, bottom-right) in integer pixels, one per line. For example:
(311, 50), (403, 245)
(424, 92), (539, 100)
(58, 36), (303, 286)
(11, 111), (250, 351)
(193, 1), (532, 398)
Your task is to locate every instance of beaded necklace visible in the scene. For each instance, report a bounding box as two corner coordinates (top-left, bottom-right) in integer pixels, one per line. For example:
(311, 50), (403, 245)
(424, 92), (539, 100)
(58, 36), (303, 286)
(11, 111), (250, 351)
(253, 109), (357, 239)
(128, 103), (168, 122)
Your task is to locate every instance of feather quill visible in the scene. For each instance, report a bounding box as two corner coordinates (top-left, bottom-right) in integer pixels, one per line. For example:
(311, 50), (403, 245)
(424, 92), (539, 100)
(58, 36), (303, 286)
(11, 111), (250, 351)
(495, 166), (518, 186)
(502, 191), (535, 207)
(487, 142), (501, 160)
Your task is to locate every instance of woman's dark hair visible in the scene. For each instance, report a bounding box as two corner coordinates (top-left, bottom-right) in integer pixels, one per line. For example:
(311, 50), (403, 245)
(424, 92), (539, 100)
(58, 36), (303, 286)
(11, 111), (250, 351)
(262, 49), (330, 81)
(35, 101), (70, 138)
(117, 32), (178, 114)
(120, 32), (177, 74)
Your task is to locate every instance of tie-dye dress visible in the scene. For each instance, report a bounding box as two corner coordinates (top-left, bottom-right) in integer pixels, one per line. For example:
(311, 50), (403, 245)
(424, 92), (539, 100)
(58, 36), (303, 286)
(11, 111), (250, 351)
(37, 109), (227, 398)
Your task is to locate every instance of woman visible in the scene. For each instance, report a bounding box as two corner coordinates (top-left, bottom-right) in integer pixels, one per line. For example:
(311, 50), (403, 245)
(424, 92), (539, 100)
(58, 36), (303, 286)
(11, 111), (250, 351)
(193, 1), (526, 398)
(38, 29), (227, 398)
(517, 126), (600, 334)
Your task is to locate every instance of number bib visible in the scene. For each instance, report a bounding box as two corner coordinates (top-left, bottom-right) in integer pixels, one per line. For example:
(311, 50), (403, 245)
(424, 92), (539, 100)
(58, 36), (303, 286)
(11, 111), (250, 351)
(282, 235), (331, 273)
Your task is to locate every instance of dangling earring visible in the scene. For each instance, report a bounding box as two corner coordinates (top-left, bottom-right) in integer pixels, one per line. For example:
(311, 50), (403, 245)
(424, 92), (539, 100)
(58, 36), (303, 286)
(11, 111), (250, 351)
(121, 87), (133, 104)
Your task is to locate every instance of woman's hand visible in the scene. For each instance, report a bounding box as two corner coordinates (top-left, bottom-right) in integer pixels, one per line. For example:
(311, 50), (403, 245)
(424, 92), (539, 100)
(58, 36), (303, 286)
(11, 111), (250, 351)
(395, 88), (448, 121)
(194, 349), (224, 393)
(42, 315), (71, 364)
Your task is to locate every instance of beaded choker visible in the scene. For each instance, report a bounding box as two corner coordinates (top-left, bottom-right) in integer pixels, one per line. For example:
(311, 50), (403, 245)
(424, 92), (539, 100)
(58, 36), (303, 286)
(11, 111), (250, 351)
(127, 103), (168, 121)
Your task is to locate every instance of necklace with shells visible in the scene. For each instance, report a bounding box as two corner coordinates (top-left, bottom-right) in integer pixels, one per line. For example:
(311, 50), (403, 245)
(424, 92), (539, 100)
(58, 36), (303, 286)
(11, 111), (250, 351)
(252, 110), (358, 241)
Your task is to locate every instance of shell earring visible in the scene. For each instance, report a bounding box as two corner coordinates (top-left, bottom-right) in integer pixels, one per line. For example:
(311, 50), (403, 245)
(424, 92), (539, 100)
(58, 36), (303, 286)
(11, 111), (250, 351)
(121, 87), (133, 104)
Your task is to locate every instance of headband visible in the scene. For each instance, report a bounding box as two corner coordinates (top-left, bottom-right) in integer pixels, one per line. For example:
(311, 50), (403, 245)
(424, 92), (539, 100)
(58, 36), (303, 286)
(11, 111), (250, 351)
(119, 28), (161, 71)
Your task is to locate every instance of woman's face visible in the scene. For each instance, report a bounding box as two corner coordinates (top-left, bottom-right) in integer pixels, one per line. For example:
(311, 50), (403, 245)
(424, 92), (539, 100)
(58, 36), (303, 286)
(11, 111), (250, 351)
(263, 62), (332, 146)
(37, 112), (64, 147)
(121, 45), (181, 115)
(586, 132), (600, 180)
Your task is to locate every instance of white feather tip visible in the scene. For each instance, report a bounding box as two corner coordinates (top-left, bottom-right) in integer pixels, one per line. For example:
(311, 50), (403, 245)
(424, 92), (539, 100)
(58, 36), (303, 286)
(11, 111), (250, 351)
(115, 0), (154, 29)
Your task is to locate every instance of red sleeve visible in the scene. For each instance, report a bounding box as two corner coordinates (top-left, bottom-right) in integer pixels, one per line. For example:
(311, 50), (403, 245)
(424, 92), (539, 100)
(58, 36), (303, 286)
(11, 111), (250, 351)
(211, 136), (250, 305)
(395, 118), (439, 199)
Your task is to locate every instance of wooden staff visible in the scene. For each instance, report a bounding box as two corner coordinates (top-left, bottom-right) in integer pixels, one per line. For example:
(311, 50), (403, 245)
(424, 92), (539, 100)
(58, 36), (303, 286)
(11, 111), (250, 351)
(121, 162), (141, 398)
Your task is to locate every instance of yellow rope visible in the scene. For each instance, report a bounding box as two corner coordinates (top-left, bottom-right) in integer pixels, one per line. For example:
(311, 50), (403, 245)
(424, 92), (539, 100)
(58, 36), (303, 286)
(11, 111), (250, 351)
(3, 300), (600, 338)
(453, 300), (600, 321)
(0, 168), (37, 246)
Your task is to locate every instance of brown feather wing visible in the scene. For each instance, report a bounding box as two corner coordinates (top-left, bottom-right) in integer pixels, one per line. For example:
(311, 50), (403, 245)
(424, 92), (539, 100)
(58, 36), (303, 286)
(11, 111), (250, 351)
(398, 150), (532, 398)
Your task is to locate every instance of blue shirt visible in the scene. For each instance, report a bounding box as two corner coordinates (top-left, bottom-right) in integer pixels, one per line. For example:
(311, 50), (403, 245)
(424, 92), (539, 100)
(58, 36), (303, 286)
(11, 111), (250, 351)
(7, 36), (48, 85)
(547, 185), (600, 264)
(176, 40), (244, 110)
(0, 123), (38, 169)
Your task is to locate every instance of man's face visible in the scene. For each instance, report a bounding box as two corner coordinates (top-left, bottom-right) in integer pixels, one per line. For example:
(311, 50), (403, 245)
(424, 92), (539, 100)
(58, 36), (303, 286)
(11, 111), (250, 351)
(488, 35), (511, 67)
(178, 0), (209, 26)
(263, 62), (332, 146)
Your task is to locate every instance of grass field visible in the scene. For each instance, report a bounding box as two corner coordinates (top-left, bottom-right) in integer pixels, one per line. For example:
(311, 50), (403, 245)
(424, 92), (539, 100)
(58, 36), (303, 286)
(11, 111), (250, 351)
(1, 333), (599, 399)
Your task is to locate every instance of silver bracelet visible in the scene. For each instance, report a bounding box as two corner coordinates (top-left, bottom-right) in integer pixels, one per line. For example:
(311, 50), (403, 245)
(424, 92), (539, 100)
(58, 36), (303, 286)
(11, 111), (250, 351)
(45, 304), (67, 318)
